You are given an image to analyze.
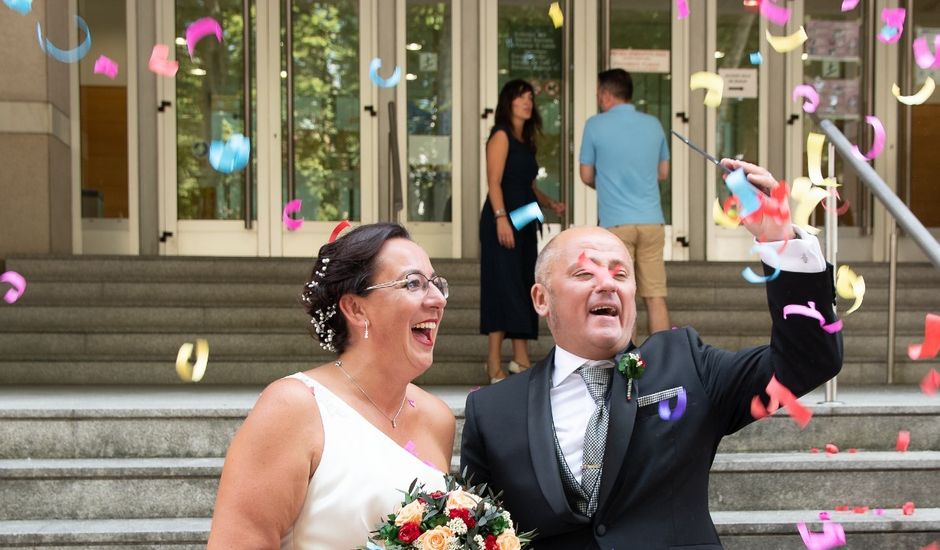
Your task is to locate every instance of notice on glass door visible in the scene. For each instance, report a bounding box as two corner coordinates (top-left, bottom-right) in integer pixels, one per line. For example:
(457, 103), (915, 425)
(718, 68), (758, 99)
(610, 49), (670, 74)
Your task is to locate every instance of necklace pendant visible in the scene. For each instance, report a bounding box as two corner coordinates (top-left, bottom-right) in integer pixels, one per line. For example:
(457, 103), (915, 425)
(392, 419), (397, 428)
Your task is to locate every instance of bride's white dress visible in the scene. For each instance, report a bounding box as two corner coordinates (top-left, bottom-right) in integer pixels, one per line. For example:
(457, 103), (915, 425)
(280, 372), (447, 549)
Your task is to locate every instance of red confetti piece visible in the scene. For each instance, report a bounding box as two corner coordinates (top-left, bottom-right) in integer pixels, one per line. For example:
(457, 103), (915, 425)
(853, 506), (869, 514)
(903, 501), (915, 515)
(847, 448), (857, 453)
(825, 443), (839, 455)
(750, 375), (813, 428)
(328, 220), (351, 243)
(921, 543), (939, 550)
(810, 447), (820, 453)
(921, 369), (940, 396)
(821, 189), (852, 216)
(908, 313), (940, 360)
(835, 505), (850, 512)
(896, 430), (911, 452)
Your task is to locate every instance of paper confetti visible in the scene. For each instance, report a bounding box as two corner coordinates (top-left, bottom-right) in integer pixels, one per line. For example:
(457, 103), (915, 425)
(675, 0), (689, 20)
(548, 2), (564, 28)
(896, 430), (910, 452)
(509, 201), (544, 230)
(783, 301), (844, 334)
(209, 133), (250, 173)
(853, 506), (869, 514)
(0, 271), (26, 304)
(176, 338), (209, 382)
(892, 78), (936, 105)
(841, 0), (859, 11)
(93, 55), (118, 79)
(821, 189), (851, 216)
(329, 220), (351, 243)
(750, 51), (763, 65)
(690, 71), (724, 108)
(807, 133), (838, 187)
(913, 35), (940, 69)
(282, 199), (304, 231)
(713, 198), (741, 228)
(793, 84), (820, 113)
(724, 168), (761, 218)
(3, 0), (31, 15)
(909, 314), (940, 360)
(921, 542), (939, 550)
(369, 57), (401, 88)
(834, 505), (850, 512)
(760, 0), (790, 26)
(851, 116), (885, 162)
(878, 8), (906, 45)
(37, 15), (91, 63)
(826, 443), (839, 455)
(903, 501), (915, 516)
(148, 44), (179, 77)
(750, 375), (813, 428)
(766, 26), (808, 53)
(742, 243), (781, 284)
(874, 508), (885, 515)
(185, 17), (223, 59)
(819, 511), (830, 520)
(835, 265), (865, 315)
(920, 368), (940, 395)
(658, 387), (687, 421)
(796, 521), (846, 550)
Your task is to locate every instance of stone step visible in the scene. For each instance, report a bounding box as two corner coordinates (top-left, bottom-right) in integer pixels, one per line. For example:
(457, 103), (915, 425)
(1, 510), (937, 549)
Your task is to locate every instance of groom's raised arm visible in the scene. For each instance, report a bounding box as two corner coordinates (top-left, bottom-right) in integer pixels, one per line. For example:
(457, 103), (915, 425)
(460, 391), (492, 486)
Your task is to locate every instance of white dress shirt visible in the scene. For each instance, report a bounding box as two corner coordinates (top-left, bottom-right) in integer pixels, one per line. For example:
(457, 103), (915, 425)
(549, 228), (825, 483)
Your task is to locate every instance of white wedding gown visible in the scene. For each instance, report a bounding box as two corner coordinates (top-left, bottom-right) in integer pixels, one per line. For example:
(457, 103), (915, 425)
(280, 372), (447, 549)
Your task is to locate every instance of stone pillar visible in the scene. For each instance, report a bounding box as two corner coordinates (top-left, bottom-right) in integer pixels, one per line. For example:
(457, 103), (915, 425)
(0, 1), (74, 257)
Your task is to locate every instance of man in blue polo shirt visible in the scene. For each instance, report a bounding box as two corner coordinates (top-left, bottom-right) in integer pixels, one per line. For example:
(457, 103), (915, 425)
(579, 68), (671, 335)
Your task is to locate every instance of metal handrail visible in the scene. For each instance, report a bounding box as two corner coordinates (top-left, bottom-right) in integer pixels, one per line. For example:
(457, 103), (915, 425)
(388, 100), (403, 220)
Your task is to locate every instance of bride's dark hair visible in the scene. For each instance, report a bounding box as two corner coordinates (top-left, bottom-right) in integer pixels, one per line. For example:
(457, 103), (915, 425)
(300, 223), (411, 354)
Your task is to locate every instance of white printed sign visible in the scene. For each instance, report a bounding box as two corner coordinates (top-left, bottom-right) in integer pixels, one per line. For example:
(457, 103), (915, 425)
(718, 68), (758, 99)
(610, 49), (670, 74)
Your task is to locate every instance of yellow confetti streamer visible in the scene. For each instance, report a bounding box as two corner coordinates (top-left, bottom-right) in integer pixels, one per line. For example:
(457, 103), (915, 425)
(690, 71), (724, 108)
(836, 265), (866, 315)
(790, 177), (813, 201)
(891, 77), (935, 106)
(176, 338), (209, 382)
(792, 186), (829, 236)
(548, 2), (564, 29)
(806, 133), (839, 187)
(713, 198), (742, 228)
(766, 26), (808, 53)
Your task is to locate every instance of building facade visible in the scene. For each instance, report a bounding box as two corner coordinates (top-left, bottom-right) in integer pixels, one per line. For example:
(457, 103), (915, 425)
(1, 0), (938, 262)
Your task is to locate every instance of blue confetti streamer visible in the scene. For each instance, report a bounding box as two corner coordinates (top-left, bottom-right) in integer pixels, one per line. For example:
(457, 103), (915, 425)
(741, 243), (781, 284)
(508, 201), (544, 230)
(37, 15), (91, 63)
(724, 168), (762, 219)
(3, 0), (32, 15)
(749, 51), (762, 65)
(209, 133), (251, 174)
(369, 57), (401, 88)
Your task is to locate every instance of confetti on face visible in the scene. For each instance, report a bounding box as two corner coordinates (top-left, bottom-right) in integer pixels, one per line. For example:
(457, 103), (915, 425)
(835, 265), (865, 315)
(675, 0), (689, 20)
(690, 71), (724, 108)
(913, 35), (940, 69)
(782, 301), (844, 334)
(209, 133), (250, 174)
(3, 0), (31, 15)
(796, 521), (846, 550)
(1, 271), (26, 304)
(548, 2), (564, 28)
(148, 44), (179, 77)
(93, 55), (118, 79)
(741, 243), (781, 284)
(766, 26), (808, 53)
(185, 17), (223, 59)
(896, 430), (910, 452)
(840, 0), (859, 11)
(877, 8), (906, 44)
(328, 220), (351, 243)
(369, 57), (401, 88)
(850, 116), (886, 162)
(920, 368), (940, 395)
(760, 0), (790, 26)
(658, 387), (687, 421)
(282, 199), (304, 231)
(892, 77), (935, 105)
(749, 51), (763, 65)
(792, 84), (820, 113)
(509, 201), (544, 231)
(909, 314), (940, 361)
(176, 338), (209, 382)
(37, 15), (91, 63)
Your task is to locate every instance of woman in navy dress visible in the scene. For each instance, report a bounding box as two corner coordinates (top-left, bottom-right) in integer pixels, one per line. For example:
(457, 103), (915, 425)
(480, 80), (565, 383)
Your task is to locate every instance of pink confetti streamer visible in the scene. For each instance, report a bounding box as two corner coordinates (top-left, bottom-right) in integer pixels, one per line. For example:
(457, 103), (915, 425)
(909, 313), (940, 360)
(577, 251), (620, 280)
(0, 271), (26, 304)
(282, 199), (304, 231)
(760, 0), (790, 26)
(793, 84), (820, 113)
(874, 508), (885, 516)
(818, 511), (830, 520)
(821, 190), (851, 216)
(750, 374), (813, 428)
(676, 0), (689, 20)
(404, 440), (417, 454)
(913, 35), (940, 69)
(851, 116), (885, 162)
(148, 44), (178, 77)
(840, 0), (859, 11)
(903, 501), (915, 515)
(896, 430), (910, 452)
(921, 368), (940, 396)
(783, 301), (844, 334)
(185, 17), (223, 59)
(328, 220), (351, 243)
(93, 55), (118, 79)
(796, 521), (846, 550)
(878, 8), (906, 44)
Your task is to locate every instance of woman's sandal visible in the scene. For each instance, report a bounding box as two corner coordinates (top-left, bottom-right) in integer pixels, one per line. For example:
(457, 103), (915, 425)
(508, 360), (531, 374)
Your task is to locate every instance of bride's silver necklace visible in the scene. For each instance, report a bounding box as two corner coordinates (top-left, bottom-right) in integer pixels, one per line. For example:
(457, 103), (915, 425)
(335, 360), (407, 428)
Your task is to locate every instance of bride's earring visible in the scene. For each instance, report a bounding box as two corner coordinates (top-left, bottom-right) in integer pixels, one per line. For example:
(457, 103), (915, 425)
(364, 319), (369, 339)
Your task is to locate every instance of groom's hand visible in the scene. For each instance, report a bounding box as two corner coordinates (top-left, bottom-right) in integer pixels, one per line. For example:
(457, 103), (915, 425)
(720, 158), (795, 243)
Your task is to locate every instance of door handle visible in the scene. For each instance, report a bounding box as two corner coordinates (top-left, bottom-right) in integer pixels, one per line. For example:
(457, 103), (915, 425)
(675, 111), (689, 123)
(157, 100), (172, 112)
(481, 108), (494, 120)
(159, 231), (174, 243)
(676, 236), (690, 248)
(364, 105), (377, 117)
(787, 114), (800, 125)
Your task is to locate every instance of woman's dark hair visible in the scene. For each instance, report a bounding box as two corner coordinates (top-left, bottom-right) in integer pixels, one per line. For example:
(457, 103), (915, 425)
(490, 79), (542, 153)
(300, 222), (411, 354)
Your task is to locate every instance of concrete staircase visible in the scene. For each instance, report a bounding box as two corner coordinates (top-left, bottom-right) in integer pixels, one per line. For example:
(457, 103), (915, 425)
(0, 256), (938, 548)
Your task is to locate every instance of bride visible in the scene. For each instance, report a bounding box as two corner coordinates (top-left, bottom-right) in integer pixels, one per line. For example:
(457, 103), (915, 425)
(208, 223), (454, 549)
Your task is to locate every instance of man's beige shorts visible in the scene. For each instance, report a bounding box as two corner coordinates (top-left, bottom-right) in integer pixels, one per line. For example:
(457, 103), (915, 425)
(607, 224), (668, 298)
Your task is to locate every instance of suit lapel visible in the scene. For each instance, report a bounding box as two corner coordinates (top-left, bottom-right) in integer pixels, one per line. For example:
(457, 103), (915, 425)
(597, 345), (638, 509)
(527, 350), (576, 519)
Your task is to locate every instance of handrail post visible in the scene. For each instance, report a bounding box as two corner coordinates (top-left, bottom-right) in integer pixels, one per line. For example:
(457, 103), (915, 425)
(823, 143), (839, 404)
(887, 223), (898, 384)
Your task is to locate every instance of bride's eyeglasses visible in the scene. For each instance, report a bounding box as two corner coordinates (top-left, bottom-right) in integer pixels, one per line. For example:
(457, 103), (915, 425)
(366, 272), (449, 299)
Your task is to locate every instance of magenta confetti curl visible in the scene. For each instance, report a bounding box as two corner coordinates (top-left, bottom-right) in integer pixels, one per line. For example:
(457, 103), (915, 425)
(792, 84), (820, 113)
(797, 521), (846, 550)
(186, 17), (223, 59)
(851, 116), (885, 162)
(760, 0), (790, 26)
(676, 0), (689, 20)
(1, 271), (27, 304)
(93, 55), (118, 79)
(782, 301), (844, 334)
(282, 199), (304, 231)
(913, 35), (940, 70)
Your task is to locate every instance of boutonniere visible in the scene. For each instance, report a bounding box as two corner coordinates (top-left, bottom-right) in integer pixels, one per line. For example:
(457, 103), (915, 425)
(617, 352), (646, 401)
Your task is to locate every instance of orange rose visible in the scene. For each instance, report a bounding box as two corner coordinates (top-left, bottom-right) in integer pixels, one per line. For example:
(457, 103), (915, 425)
(445, 489), (481, 511)
(496, 528), (522, 550)
(395, 499), (427, 526)
(414, 526), (455, 550)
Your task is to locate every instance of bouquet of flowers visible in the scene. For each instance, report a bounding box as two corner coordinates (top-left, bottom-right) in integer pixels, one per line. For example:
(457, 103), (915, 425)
(364, 474), (535, 550)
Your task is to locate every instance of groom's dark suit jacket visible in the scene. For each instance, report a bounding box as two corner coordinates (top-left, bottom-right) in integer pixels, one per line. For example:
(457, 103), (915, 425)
(461, 266), (843, 549)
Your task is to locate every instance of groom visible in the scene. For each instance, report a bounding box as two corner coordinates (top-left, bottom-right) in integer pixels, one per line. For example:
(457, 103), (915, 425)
(461, 159), (843, 548)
